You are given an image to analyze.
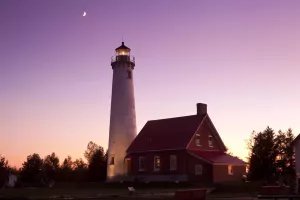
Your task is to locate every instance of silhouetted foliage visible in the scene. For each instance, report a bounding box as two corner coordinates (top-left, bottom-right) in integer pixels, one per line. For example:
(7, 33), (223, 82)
(73, 158), (88, 182)
(247, 127), (296, 185)
(20, 153), (44, 183)
(274, 129), (295, 186)
(84, 141), (101, 163)
(84, 141), (107, 181)
(0, 155), (9, 187)
(43, 152), (60, 181)
(2, 141), (108, 183)
(58, 155), (74, 181)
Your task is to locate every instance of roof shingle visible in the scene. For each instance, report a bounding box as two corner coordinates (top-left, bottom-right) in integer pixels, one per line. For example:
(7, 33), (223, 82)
(127, 114), (206, 153)
(189, 150), (247, 165)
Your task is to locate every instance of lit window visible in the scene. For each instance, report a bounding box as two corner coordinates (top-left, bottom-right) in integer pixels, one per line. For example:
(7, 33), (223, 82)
(228, 165), (233, 175)
(110, 156), (115, 165)
(127, 71), (132, 79)
(139, 157), (146, 171)
(154, 156), (160, 171)
(195, 165), (203, 175)
(208, 135), (213, 147)
(170, 155), (177, 170)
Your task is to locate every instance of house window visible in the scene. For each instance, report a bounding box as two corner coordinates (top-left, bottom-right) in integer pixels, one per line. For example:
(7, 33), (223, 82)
(154, 156), (161, 171)
(195, 138), (201, 146)
(139, 157), (146, 171)
(195, 134), (201, 146)
(208, 135), (213, 147)
(170, 155), (177, 170)
(228, 165), (233, 175)
(127, 71), (132, 79)
(195, 164), (203, 175)
(109, 155), (115, 165)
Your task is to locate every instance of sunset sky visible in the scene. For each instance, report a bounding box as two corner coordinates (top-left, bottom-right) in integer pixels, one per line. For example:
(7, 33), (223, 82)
(1, 0), (300, 168)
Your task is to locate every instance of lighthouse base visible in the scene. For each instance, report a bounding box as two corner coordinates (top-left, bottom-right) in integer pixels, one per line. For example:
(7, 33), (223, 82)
(106, 175), (133, 183)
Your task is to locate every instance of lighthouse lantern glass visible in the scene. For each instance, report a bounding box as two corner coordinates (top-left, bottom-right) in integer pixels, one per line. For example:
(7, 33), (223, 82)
(116, 49), (130, 56)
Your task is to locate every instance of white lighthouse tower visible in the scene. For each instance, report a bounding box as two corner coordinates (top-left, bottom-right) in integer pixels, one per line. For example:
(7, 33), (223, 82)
(106, 42), (137, 182)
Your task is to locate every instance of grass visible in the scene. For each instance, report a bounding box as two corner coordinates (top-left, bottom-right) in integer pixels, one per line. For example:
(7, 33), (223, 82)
(209, 181), (263, 197)
(0, 181), (263, 199)
(0, 182), (179, 199)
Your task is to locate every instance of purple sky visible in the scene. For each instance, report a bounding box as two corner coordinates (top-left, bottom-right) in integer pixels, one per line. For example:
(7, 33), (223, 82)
(1, 0), (300, 167)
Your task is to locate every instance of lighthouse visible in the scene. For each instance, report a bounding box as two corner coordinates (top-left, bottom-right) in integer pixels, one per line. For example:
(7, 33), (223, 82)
(106, 42), (137, 182)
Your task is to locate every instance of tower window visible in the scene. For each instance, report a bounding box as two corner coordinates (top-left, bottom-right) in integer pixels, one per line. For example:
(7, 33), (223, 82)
(110, 156), (115, 165)
(127, 71), (132, 79)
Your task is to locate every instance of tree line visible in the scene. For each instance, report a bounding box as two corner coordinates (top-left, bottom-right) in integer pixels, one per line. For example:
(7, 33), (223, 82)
(247, 126), (296, 186)
(1, 127), (298, 187)
(0, 141), (107, 186)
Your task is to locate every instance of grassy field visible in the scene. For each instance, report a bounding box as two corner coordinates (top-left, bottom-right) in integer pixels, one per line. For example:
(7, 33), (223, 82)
(0, 181), (262, 199)
(0, 182), (178, 199)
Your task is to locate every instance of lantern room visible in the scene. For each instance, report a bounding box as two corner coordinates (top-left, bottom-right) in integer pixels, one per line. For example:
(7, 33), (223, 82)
(115, 42), (131, 56)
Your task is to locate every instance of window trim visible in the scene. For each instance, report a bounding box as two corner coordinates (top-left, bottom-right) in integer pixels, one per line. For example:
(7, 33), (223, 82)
(228, 165), (233, 175)
(195, 138), (201, 146)
(109, 155), (115, 165)
(154, 156), (161, 171)
(127, 70), (132, 79)
(195, 164), (203, 175)
(208, 135), (214, 147)
(139, 157), (146, 171)
(170, 155), (177, 171)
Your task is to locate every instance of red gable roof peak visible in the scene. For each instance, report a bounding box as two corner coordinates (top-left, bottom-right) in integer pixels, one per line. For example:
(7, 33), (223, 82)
(126, 114), (206, 153)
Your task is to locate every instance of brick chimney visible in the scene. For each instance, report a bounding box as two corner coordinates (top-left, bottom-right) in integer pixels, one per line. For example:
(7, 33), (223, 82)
(197, 103), (207, 115)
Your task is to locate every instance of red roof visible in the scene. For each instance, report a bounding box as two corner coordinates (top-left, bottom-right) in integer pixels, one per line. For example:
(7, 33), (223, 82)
(292, 133), (300, 146)
(189, 150), (247, 165)
(127, 115), (206, 153)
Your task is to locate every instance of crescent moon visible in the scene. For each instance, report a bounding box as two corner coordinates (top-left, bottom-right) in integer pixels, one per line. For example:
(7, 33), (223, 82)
(83, 12), (86, 17)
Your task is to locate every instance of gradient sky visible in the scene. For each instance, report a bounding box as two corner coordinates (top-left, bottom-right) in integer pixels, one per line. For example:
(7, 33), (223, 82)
(1, 0), (300, 168)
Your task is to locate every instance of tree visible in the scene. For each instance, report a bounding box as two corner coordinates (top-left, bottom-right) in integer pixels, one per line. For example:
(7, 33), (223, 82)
(61, 156), (73, 170)
(20, 153), (43, 183)
(43, 152), (60, 181)
(274, 129), (295, 186)
(84, 141), (101, 164)
(73, 158), (87, 182)
(88, 148), (107, 181)
(58, 156), (74, 182)
(0, 155), (9, 187)
(73, 158), (87, 170)
(247, 126), (278, 182)
(0, 155), (9, 170)
(84, 141), (107, 181)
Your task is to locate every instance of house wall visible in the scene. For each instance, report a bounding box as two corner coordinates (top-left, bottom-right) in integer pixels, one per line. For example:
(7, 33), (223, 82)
(187, 118), (222, 151)
(130, 150), (186, 178)
(212, 164), (246, 183)
(186, 153), (213, 184)
(127, 150), (214, 183)
(294, 140), (300, 176)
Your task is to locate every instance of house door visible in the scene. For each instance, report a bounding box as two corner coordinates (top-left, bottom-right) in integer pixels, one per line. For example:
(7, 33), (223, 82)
(125, 158), (131, 175)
